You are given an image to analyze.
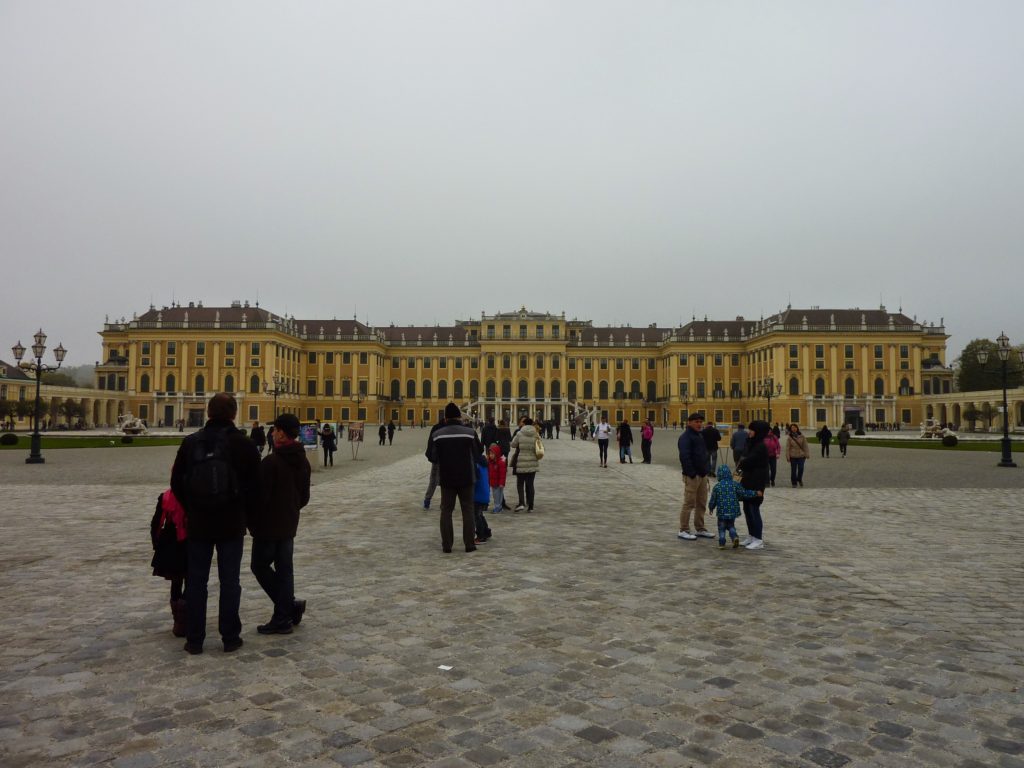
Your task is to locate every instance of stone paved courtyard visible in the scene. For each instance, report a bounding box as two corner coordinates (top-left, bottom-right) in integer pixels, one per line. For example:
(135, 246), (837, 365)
(1, 432), (1023, 767)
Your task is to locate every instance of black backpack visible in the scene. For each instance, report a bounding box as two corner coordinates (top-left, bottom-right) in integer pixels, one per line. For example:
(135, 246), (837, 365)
(185, 430), (239, 514)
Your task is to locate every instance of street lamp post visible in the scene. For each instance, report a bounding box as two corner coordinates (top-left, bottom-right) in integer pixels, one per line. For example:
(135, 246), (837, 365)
(264, 373), (286, 418)
(758, 378), (784, 424)
(11, 329), (67, 464)
(977, 332), (1023, 468)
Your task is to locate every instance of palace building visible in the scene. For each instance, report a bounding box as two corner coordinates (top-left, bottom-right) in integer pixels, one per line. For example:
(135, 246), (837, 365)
(96, 302), (952, 429)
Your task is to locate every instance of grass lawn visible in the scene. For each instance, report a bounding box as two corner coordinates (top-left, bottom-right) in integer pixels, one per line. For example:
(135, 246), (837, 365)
(807, 436), (1023, 452)
(0, 434), (185, 449)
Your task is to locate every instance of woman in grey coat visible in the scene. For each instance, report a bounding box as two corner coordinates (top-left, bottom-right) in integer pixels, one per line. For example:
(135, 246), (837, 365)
(510, 418), (541, 512)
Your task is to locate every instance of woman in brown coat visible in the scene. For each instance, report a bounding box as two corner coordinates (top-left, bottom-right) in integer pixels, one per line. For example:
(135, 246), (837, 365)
(785, 423), (810, 487)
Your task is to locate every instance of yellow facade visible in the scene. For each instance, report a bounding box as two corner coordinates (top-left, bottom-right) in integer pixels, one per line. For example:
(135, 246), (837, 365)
(98, 303), (950, 429)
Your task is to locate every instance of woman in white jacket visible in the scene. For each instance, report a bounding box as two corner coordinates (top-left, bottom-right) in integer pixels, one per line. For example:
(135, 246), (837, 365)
(510, 418), (541, 512)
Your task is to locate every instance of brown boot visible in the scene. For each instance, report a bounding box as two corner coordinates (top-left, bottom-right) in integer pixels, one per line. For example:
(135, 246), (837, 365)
(171, 598), (187, 637)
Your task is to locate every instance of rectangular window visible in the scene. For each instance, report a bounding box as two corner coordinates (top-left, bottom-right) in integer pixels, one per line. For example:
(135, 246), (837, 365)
(679, 354), (688, 365)
(731, 354), (739, 366)
(875, 360), (884, 370)
(487, 325), (495, 339)
(225, 342), (235, 356)
(406, 357), (415, 369)
(251, 342), (260, 356)
(193, 341), (204, 356)
(342, 407), (350, 421)
(392, 358), (400, 368)
(697, 354), (705, 366)
(324, 380), (335, 396)
(844, 344), (854, 358)
(875, 408), (886, 422)
(790, 408), (800, 424)
(552, 326), (560, 339)
(358, 407), (366, 420)
(324, 407), (333, 420)
(166, 357), (176, 367)
(715, 409), (724, 422)
(308, 352), (317, 364)
(816, 359), (825, 369)
(423, 357), (431, 369)
(900, 345), (909, 358)
(360, 352), (368, 365)
(343, 352), (352, 364)
(359, 380), (368, 396)
(815, 345), (824, 358)
(615, 409), (624, 422)
(503, 325), (511, 339)
(900, 360), (909, 370)
(790, 360), (799, 369)
(470, 358), (478, 369)
(569, 357), (576, 370)
(584, 358), (592, 370)
(648, 358), (656, 369)
(697, 381), (706, 397)
(789, 344), (798, 358)
(714, 354), (723, 366)
(552, 355), (560, 370)
(519, 325), (527, 339)
(679, 382), (689, 396)
(167, 341), (177, 355)
(816, 408), (826, 422)
(901, 409), (911, 423)
(616, 359), (624, 370)
(142, 341), (151, 355)
(536, 325), (544, 339)
(224, 358), (233, 367)
(439, 357), (447, 369)
(600, 358), (608, 370)
(455, 358), (463, 369)
(632, 358), (640, 369)
(306, 407), (316, 420)
(326, 352), (334, 364)
(342, 380), (351, 396)
(874, 345), (884, 358)
(250, 358), (259, 367)
(731, 409), (740, 423)
(307, 380), (317, 396)
(195, 358), (205, 367)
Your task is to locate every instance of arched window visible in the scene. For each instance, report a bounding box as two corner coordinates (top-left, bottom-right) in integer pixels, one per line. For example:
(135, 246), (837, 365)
(815, 378), (825, 396)
(614, 380), (625, 396)
(630, 380), (642, 396)
(249, 374), (260, 394)
(422, 380), (432, 399)
(224, 374), (235, 393)
(647, 381), (657, 401)
(568, 381), (577, 399)
(899, 377), (910, 396)
(406, 379), (416, 398)
(518, 379), (528, 399)
(139, 373), (150, 393)
(599, 381), (609, 399)
(535, 380), (545, 399)
(438, 380), (447, 399)
(391, 379), (401, 400)
(501, 380), (512, 399)
(166, 373), (176, 393)
(486, 379), (496, 398)
(470, 380), (479, 399)
(844, 377), (855, 398)
(789, 377), (800, 396)
(195, 374), (205, 394)
(453, 380), (463, 399)
(583, 381), (593, 399)
(551, 380), (561, 398)
(875, 377), (885, 396)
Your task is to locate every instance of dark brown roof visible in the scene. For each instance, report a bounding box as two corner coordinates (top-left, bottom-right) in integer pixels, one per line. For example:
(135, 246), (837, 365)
(292, 319), (373, 337)
(576, 327), (673, 344)
(776, 308), (915, 327)
(137, 305), (277, 323)
(0, 360), (31, 380)
(378, 326), (471, 343)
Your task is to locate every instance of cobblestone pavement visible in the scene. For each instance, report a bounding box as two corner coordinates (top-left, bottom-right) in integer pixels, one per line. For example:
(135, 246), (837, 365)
(1, 434), (1022, 767)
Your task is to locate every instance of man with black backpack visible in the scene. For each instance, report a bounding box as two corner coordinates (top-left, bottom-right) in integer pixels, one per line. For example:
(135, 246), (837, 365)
(171, 393), (261, 654)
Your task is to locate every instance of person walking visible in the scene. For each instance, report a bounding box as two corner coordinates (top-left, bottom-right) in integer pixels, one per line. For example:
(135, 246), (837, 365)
(378, 423), (387, 446)
(818, 424), (833, 458)
(640, 419), (654, 463)
(249, 413), (311, 635)
(318, 424), (337, 467)
(250, 421), (267, 456)
(677, 412), (714, 541)
(427, 403), (483, 552)
(510, 417), (541, 512)
(170, 393), (261, 654)
(595, 416), (612, 467)
(764, 427), (781, 487)
(387, 420), (396, 445)
(702, 420), (722, 474)
(708, 465), (761, 549)
(729, 423), (748, 466)
(838, 424), (851, 457)
(786, 423), (810, 487)
(487, 443), (507, 515)
(737, 420), (771, 550)
(617, 419), (634, 464)
(570, 420), (577, 440)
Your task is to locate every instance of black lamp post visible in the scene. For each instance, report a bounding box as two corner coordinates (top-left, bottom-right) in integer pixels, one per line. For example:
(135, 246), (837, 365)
(11, 329), (67, 464)
(977, 332), (1023, 468)
(758, 378), (784, 423)
(264, 373), (285, 418)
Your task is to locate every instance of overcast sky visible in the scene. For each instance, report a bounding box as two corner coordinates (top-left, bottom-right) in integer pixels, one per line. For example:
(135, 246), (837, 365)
(2, 1), (1021, 367)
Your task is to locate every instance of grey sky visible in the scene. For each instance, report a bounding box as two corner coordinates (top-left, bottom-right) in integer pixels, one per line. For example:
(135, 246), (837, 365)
(2, 1), (1021, 367)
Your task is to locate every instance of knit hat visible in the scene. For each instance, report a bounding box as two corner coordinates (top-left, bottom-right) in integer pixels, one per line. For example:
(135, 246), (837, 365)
(444, 402), (461, 420)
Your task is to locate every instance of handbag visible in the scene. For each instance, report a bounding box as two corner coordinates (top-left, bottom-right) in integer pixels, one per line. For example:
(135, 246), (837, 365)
(534, 436), (545, 459)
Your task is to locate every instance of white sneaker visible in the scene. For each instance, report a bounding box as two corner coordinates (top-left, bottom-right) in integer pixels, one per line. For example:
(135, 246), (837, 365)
(514, 504), (525, 511)
(745, 538), (764, 550)
(677, 531), (697, 540)
(696, 530), (715, 539)
(739, 536), (752, 546)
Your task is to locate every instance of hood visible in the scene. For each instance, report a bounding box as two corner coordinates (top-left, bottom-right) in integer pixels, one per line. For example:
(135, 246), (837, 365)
(519, 424), (537, 438)
(716, 465), (734, 483)
(748, 420), (771, 442)
(488, 443), (503, 459)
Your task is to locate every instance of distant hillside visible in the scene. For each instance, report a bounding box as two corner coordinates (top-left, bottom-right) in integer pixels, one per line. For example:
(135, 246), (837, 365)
(62, 364), (97, 387)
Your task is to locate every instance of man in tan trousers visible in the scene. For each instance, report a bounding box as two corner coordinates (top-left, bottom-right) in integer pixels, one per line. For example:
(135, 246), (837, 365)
(677, 412), (715, 540)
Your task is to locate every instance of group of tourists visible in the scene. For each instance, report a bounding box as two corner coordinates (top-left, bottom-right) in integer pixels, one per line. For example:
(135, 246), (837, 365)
(423, 407), (545, 552)
(150, 393), (311, 654)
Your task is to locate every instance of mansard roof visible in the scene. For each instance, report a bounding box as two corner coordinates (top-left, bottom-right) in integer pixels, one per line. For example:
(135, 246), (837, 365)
(576, 326), (673, 344)
(0, 360), (31, 380)
(775, 307), (916, 327)
(137, 305), (276, 323)
(292, 318), (374, 337)
(378, 325), (471, 343)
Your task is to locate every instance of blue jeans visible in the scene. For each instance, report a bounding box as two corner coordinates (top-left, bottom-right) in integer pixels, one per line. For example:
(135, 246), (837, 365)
(250, 537), (295, 624)
(185, 537), (243, 647)
(743, 497), (764, 540)
(790, 457), (806, 485)
(717, 517), (738, 544)
(491, 485), (504, 513)
(619, 444), (632, 462)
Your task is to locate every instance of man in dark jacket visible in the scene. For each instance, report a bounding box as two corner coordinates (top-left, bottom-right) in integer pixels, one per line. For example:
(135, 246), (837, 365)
(677, 412), (713, 541)
(617, 420), (634, 463)
(250, 421), (267, 456)
(702, 421), (722, 474)
(249, 413), (311, 634)
(480, 417), (498, 450)
(427, 402), (483, 553)
(171, 393), (261, 654)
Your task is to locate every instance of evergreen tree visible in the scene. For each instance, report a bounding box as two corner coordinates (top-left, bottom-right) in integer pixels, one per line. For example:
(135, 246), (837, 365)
(955, 339), (1024, 391)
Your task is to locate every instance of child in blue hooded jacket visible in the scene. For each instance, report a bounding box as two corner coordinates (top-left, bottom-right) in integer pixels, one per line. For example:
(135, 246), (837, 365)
(708, 464), (762, 549)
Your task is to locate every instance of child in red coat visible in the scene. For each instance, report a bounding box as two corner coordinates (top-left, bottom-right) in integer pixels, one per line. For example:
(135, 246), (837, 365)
(487, 443), (507, 514)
